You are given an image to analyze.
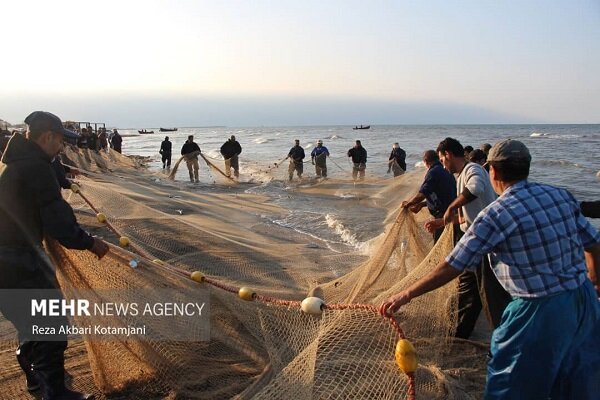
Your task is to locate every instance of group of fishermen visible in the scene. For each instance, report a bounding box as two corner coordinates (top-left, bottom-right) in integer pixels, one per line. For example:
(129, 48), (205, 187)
(287, 139), (407, 181)
(158, 135), (408, 183)
(390, 137), (600, 399)
(2, 111), (599, 400)
(159, 134), (242, 183)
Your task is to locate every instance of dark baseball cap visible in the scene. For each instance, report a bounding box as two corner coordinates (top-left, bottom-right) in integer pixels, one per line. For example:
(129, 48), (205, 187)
(487, 139), (531, 163)
(24, 111), (78, 139)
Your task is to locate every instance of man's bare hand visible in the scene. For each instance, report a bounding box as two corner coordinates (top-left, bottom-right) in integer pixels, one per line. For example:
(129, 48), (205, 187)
(442, 208), (455, 226)
(424, 218), (444, 233)
(379, 290), (412, 317)
(409, 203), (425, 214)
(89, 237), (109, 259)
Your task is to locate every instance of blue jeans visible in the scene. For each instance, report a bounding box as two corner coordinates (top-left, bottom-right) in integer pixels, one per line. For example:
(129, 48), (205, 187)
(485, 280), (600, 399)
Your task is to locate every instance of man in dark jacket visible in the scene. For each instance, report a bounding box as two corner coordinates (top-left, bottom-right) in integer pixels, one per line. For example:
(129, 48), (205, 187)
(347, 140), (367, 181)
(220, 135), (242, 178)
(287, 139), (305, 181)
(387, 142), (407, 177)
(87, 128), (98, 152)
(110, 129), (122, 153)
(0, 111), (109, 400)
(51, 158), (73, 190)
(159, 136), (172, 169)
(181, 135), (201, 183)
(401, 150), (457, 242)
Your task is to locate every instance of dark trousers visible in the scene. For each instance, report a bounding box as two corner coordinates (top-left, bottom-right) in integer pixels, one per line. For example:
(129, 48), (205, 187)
(162, 153), (172, 168)
(453, 231), (512, 339)
(455, 257), (512, 338)
(0, 248), (69, 396)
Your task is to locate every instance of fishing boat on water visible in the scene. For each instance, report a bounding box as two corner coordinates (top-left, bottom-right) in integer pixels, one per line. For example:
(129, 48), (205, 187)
(353, 125), (370, 130)
(159, 128), (178, 132)
(138, 130), (154, 134)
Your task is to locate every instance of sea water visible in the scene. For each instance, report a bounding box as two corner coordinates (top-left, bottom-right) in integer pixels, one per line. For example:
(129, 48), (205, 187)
(119, 125), (600, 246)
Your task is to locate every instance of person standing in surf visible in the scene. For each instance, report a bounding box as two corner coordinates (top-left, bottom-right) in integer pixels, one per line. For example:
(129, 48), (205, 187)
(159, 136), (172, 169)
(311, 139), (330, 178)
(181, 135), (201, 183)
(220, 135), (242, 178)
(387, 142), (406, 177)
(287, 139), (305, 181)
(347, 140), (367, 181)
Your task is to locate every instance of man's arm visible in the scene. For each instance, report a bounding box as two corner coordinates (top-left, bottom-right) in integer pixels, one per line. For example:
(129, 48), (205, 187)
(402, 193), (426, 209)
(443, 190), (476, 225)
(379, 261), (461, 316)
(585, 242), (600, 295)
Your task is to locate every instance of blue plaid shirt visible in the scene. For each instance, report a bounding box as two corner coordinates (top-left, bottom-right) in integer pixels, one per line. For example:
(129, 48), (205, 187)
(447, 180), (600, 298)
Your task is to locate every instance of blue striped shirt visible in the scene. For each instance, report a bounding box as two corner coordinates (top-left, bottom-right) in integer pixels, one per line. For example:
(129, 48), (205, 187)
(447, 181), (600, 298)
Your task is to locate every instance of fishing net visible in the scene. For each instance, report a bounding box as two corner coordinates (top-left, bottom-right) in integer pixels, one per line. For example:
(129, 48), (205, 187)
(0, 146), (488, 399)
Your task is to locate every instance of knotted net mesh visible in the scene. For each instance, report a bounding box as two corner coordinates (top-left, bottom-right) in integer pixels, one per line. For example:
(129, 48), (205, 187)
(0, 147), (488, 399)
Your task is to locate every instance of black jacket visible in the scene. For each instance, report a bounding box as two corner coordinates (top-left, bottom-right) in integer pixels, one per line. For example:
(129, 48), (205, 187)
(0, 134), (94, 249)
(160, 140), (172, 155)
(181, 141), (201, 156)
(51, 158), (72, 190)
(220, 140), (242, 159)
(389, 148), (407, 171)
(348, 146), (367, 164)
(111, 133), (122, 148)
(288, 146), (305, 164)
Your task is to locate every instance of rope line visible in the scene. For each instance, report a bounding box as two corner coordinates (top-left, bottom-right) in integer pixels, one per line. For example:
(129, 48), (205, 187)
(73, 183), (416, 399)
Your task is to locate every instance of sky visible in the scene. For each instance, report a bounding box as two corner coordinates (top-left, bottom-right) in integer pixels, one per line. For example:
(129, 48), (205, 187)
(1, 0), (599, 126)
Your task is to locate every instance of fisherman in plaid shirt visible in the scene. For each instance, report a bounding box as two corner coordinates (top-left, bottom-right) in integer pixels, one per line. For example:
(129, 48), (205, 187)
(380, 139), (600, 399)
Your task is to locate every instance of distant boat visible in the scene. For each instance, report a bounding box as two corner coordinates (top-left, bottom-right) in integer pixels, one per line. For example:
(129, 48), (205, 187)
(159, 128), (178, 132)
(353, 125), (370, 130)
(138, 130), (154, 134)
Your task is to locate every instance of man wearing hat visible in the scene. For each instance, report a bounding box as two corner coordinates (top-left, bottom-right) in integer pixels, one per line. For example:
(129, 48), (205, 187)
(380, 139), (600, 399)
(0, 111), (109, 399)
(310, 140), (330, 178)
(220, 135), (242, 178)
(347, 140), (367, 181)
(287, 139), (305, 181)
(159, 136), (172, 169)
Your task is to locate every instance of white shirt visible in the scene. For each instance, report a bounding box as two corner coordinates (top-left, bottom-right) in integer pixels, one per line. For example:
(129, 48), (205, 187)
(456, 162), (497, 232)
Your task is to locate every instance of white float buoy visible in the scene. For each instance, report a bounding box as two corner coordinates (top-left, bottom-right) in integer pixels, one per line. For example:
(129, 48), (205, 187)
(301, 297), (325, 315)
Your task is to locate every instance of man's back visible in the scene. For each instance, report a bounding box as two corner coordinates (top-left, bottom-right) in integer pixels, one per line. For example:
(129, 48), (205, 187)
(161, 140), (172, 153)
(451, 181), (598, 297)
(457, 162), (496, 231)
(420, 162), (456, 218)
